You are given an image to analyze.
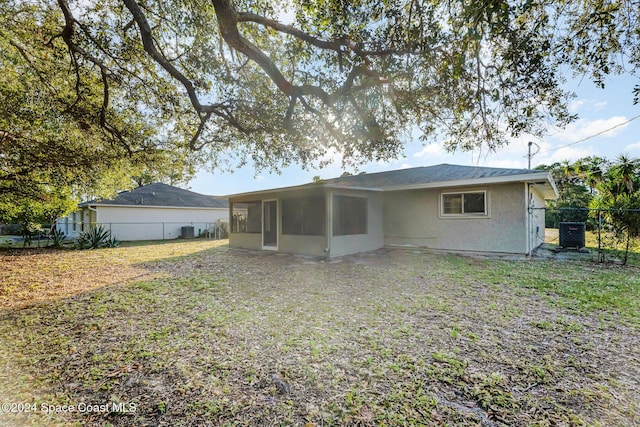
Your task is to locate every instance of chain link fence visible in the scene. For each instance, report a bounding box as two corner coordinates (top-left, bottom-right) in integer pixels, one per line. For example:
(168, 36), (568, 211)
(3, 209), (638, 265)
(0, 220), (229, 247)
(539, 207), (640, 264)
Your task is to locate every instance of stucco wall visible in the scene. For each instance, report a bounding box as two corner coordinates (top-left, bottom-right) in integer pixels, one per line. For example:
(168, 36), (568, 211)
(383, 183), (528, 254)
(94, 206), (227, 240)
(329, 190), (384, 257)
(229, 232), (262, 250)
(279, 235), (327, 257)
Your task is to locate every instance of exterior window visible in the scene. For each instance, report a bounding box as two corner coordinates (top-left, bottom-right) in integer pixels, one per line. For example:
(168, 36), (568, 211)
(333, 195), (367, 236)
(231, 202), (261, 233)
(282, 196), (325, 235)
(442, 191), (487, 216)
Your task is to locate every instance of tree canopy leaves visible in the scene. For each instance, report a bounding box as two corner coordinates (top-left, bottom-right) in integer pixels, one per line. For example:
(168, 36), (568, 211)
(1, 0), (638, 218)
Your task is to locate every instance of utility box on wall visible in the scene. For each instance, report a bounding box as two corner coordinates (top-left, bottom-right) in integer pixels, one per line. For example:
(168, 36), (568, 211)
(181, 226), (195, 239)
(559, 222), (585, 249)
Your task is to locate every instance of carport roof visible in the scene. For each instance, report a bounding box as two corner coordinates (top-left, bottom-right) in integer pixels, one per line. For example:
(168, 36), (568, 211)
(80, 182), (229, 208)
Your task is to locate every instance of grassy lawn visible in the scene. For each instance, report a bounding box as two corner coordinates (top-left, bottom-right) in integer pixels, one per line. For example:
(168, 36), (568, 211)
(1, 240), (639, 426)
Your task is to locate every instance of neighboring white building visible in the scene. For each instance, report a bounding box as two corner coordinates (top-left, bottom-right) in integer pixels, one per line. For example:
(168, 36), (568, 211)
(58, 183), (228, 241)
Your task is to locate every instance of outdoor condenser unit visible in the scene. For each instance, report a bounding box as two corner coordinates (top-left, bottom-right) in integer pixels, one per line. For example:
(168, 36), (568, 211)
(558, 222), (586, 249)
(181, 226), (195, 239)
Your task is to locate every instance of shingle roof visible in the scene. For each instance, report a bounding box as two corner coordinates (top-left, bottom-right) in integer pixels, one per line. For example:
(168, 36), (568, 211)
(324, 163), (545, 189)
(226, 163), (557, 199)
(80, 182), (228, 208)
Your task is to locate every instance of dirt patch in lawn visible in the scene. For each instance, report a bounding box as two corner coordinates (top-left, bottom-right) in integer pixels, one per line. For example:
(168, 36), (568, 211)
(1, 242), (639, 426)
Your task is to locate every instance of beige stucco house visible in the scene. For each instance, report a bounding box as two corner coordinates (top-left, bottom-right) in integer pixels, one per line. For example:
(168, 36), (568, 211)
(58, 183), (228, 241)
(227, 164), (557, 257)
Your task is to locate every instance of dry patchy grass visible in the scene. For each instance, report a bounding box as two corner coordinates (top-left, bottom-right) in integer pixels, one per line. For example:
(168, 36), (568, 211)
(0, 240), (227, 310)
(1, 241), (639, 426)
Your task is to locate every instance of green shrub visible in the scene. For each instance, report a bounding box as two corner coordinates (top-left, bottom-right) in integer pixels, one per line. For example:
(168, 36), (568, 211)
(1, 224), (23, 235)
(104, 235), (120, 248)
(49, 228), (67, 247)
(76, 225), (116, 249)
(22, 222), (44, 247)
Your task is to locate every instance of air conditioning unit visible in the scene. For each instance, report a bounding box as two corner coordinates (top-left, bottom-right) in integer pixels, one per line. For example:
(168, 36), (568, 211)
(181, 226), (195, 238)
(559, 222), (585, 249)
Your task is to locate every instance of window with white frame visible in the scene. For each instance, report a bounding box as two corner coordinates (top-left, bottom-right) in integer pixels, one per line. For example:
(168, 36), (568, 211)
(441, 191), (487, 216)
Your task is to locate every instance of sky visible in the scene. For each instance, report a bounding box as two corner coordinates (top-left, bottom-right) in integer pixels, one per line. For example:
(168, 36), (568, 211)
(187, 72), (640, 197)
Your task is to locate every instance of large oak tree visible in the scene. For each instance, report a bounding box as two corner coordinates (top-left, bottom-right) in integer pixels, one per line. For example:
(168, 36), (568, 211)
(1, 0), (638, 217)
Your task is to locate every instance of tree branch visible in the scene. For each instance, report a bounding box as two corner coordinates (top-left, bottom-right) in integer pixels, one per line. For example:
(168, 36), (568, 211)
(7, 40), (57, 95)
(189, 112), (212, 150)
(237, 11), (351, 53)
(212, 0), (295, 96)
(121, 0), (225, 115)
(237, 10), (423, 57)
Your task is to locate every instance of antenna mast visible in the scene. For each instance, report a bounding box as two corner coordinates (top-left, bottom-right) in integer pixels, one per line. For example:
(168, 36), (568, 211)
(527, 141), (540, 169)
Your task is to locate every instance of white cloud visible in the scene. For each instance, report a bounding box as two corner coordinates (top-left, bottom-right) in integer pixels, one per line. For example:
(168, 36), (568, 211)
(412, 143), (445, 158)
(551, 116), (630, 142)
(568, 98), (608, 113)
(625, 141), (640, 151)
(568, 99), (586, 113)
(538, 146), (597, 165)
(399, 163), (412, 169)
(592, 101), (608, 111)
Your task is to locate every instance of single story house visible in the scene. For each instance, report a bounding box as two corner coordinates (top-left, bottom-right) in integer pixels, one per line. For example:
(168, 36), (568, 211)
(58, 182), (228, 241)
(227, 164), (558, 257)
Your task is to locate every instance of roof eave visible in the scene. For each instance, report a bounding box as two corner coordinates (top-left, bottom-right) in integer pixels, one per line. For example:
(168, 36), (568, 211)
(325, 184), (384, 192)
(78, 203), (228, 209)
(225, 183), (329, 199)
(379, 172), (557, 196)
(226, 171), (558, 199)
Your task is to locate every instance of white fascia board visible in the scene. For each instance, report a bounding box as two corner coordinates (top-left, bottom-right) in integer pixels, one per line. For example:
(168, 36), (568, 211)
(542, 173), (559, 199)
(225, 183), (325, 199)
(227, 183), (384, 199)
(325, 185), (384, 192)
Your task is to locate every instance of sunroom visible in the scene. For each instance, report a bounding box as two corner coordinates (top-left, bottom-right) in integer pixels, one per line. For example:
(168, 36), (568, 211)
(228, 186), (383, 258)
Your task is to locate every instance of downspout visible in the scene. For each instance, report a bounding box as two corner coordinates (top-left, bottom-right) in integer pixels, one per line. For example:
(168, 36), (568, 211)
(87, 205), (97, 229)
(325, 189), (331, 259)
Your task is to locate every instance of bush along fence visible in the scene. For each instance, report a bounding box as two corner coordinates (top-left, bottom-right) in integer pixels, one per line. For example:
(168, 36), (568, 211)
(540, 206), (640, 265)
(0, 219), (229, 248)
